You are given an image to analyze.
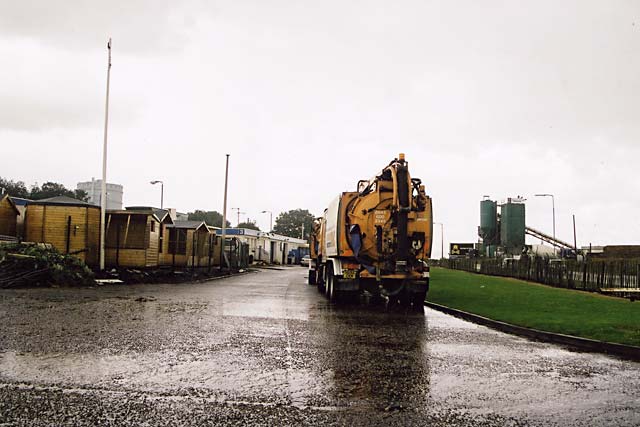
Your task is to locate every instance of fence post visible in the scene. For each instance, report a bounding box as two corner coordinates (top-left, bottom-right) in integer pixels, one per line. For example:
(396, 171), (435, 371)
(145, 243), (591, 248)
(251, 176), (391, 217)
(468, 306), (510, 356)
(191, 231), (196, 271)
(65, 216), (72, 254)
(116, 224), (120, 268)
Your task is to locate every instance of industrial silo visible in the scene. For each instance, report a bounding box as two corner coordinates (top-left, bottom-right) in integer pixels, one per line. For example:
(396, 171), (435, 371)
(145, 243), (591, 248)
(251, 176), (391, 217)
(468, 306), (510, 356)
(479, 199), (498, 245)
(500, 200), (525, 254)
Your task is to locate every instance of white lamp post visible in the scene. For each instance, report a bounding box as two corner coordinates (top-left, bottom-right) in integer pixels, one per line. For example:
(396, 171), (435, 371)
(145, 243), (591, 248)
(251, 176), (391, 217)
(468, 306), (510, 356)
(150, 180), (163, 209)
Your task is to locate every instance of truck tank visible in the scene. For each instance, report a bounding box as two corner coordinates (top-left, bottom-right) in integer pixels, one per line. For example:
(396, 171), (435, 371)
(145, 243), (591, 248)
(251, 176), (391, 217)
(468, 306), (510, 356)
(309, 154), (433, 308)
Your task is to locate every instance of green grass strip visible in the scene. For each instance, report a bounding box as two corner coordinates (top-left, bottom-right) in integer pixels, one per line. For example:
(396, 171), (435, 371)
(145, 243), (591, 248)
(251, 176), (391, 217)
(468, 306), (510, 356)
(428, 267), (640, 347)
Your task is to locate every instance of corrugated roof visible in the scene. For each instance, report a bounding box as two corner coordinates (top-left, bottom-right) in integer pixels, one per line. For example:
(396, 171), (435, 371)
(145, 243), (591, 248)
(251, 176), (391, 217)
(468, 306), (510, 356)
(123, 206), (173, 224)
(9, 196), (32, 206)
(153, 208), (173, 224)
(168, 220), (209, 230)
(107, 210), (161, 222)
(28, 195), (97, 208)
(125, 206), (154, 211)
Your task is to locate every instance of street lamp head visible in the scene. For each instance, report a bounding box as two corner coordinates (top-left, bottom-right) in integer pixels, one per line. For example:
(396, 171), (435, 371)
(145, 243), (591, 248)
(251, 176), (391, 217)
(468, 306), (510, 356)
(150, 180), (162, 185)
(535, 193), (551, 197)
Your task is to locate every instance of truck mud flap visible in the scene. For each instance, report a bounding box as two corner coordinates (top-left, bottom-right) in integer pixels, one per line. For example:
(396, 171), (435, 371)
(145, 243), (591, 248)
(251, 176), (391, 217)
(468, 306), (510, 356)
(334, 279), (359, 292)
(404, 280), (429, 293)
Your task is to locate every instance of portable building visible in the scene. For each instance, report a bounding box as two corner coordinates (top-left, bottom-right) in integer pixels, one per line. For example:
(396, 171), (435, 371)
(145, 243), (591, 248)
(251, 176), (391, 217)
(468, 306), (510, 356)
(225, 228), (308, 264)
(24, 196), (100, 266)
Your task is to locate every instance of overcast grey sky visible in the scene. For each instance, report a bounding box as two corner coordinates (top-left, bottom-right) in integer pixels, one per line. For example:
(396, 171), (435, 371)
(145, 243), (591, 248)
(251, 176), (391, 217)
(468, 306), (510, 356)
(2, 0), (639, 256)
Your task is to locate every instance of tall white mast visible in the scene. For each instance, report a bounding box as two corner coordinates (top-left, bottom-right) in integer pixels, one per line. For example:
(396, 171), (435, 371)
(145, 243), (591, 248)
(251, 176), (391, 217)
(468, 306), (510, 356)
(99, 38), (112, 271)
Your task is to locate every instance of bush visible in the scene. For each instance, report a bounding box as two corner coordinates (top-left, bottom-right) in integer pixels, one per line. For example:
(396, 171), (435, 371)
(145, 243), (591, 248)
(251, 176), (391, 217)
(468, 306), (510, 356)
(0, 243), (95, 287)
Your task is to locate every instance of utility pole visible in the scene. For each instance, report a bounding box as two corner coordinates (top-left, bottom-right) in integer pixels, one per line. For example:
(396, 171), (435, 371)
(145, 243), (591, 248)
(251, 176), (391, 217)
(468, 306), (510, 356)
(572, 214), (577, 255)
(301, 223), (304, 239)
(232, 207), (245, 226)
(99, 38), (112, 271)
(220, 154), (230, 270)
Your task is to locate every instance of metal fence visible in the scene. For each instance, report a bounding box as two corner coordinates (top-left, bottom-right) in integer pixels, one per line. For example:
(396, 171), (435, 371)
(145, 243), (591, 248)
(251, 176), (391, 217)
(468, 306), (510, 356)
(443, 257), (640, 292)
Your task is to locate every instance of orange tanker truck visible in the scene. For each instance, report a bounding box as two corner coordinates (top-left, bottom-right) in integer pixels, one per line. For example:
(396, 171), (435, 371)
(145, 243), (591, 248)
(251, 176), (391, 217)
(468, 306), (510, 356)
(309, 154), (433, 307)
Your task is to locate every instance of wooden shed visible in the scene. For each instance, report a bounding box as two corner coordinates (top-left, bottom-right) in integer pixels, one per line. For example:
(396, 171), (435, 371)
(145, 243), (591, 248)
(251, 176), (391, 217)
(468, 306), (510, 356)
(162, 220), (218, 269)
(105, 207), (173, 268)
(24, 196), (100, 266)
(0, 194), (20, 239)
(153, 208), (174, 257)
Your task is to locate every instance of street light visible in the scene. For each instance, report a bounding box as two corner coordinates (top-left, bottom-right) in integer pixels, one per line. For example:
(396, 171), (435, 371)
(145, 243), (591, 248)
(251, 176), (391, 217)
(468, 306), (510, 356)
(150, 180), (164, 209)
(535, 193), (555, 253)
(433, 222), (444, 259)
(261, 210), (273, 232)
(99, 37), (112, 271)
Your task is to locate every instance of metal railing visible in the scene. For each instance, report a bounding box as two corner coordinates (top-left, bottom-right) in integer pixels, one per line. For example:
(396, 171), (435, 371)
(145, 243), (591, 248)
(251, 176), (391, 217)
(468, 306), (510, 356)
(443, 257), (640, 293)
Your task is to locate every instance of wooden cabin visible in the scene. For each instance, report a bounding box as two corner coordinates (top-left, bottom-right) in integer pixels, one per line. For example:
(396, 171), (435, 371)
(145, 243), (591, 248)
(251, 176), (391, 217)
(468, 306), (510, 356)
(153, 208), (174, 258)
(24, 196), (100, 266)
(105, 207), (174, 268)
(163, 220), (218, 269)
(0, 194), (20, 239)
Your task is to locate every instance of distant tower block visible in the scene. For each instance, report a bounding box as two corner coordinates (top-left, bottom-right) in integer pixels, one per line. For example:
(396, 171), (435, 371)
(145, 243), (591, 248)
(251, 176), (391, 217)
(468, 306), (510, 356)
(76, 178), (123, 210)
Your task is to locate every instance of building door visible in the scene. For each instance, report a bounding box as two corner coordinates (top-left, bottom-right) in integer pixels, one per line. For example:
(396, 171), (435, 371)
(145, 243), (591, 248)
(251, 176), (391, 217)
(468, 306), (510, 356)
(270, 241), (276, 263)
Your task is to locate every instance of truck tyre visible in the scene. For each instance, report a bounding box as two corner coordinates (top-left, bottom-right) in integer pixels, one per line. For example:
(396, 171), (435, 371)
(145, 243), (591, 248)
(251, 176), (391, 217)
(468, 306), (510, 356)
(323, 265), (330, 297)
(411, 291), (426, 311)
(308, 269), (316, 285)
(327, 264), (335, 300)
(317, 265), (325, 293)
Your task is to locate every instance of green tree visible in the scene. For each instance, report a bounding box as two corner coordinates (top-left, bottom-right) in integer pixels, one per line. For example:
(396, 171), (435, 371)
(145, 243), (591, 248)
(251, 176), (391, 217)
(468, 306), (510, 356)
(29, 182), (77, 200)
(187, 210), (231, 228)
(237, 220), (260, 231)
(74, 189), (90, 202)
(1, 177), (88, 201)
(273, 209), (314, 240)
(0, 177), (29, 198)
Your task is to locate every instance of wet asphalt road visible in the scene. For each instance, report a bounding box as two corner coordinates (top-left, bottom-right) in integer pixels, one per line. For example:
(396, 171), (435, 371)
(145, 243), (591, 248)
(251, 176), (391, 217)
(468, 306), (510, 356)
(1, 268), (639, 426)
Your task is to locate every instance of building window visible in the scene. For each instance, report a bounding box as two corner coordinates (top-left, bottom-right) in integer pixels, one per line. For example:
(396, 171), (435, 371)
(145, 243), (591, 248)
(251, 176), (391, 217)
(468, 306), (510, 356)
(151, 222), (155, 232)
(168, 228), (187, 255)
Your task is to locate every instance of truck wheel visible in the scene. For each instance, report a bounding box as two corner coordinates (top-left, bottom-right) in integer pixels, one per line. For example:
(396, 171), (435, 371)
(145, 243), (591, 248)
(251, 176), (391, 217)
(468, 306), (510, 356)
(323, 266), (330, 296)
(317, 266), (325, 293)
(411, 291), (427, 310)
(327, 265), (335, 300)
(308, 269), (316, 285)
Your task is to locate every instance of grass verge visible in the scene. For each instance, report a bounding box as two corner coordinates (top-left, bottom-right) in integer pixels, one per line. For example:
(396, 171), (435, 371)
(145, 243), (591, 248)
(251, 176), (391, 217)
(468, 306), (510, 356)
(428, 267), (640, 347)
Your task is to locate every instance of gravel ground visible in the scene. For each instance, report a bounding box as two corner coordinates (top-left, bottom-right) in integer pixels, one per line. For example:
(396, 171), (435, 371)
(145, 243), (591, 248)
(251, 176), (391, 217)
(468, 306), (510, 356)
(1, 268), (639, 426)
